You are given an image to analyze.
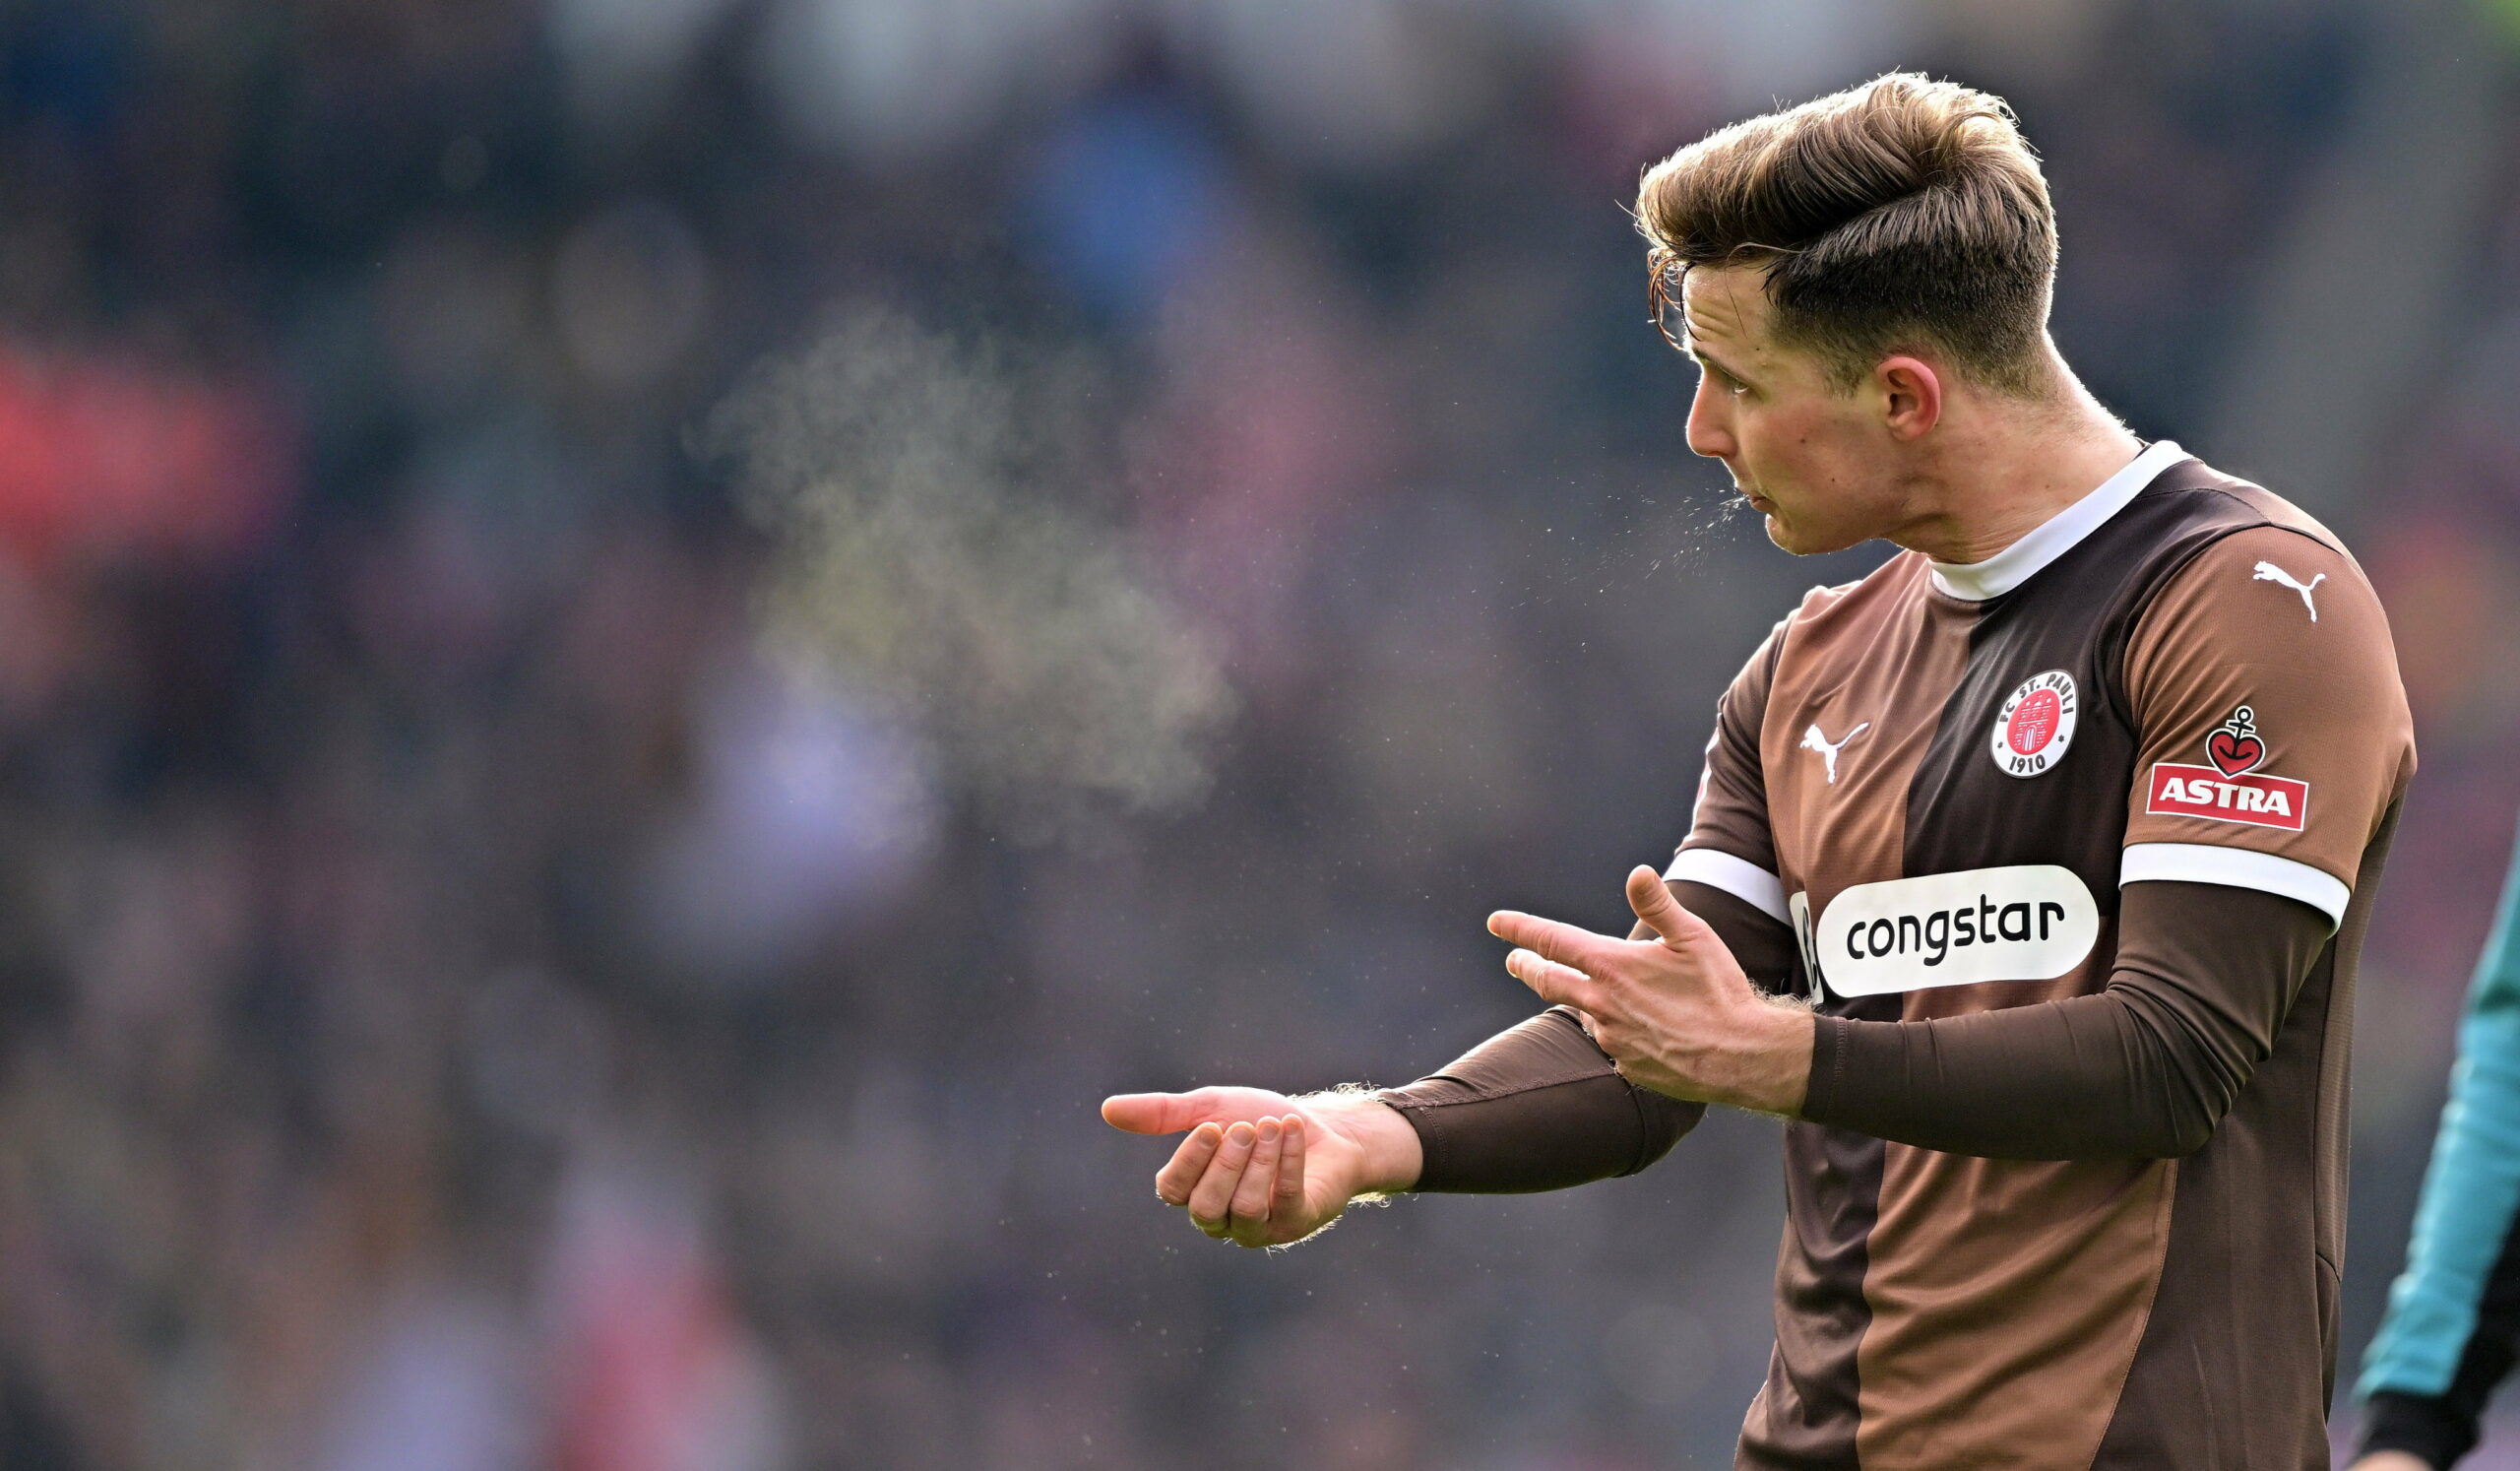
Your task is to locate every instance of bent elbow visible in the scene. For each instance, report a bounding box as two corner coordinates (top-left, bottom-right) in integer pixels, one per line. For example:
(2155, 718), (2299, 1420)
(2113, 996), (2249, 1159)
(2116, 1070), (2231, 1158)
(2140, 1086), (2235, 1159)
(2152, 1114), (2217, 1159)
(1618, 1085), (1706, 1176)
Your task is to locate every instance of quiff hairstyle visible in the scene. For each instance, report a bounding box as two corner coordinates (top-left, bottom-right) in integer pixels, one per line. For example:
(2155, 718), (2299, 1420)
(1637, 73), (2056, 396)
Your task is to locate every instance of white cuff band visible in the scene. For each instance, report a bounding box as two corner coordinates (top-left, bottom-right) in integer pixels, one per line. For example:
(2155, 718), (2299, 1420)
(2120, 842), (2350, 927)
(1665, 848), (1791, 925)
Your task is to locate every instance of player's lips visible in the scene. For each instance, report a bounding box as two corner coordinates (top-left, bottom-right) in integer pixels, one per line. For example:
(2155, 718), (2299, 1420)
(1722, 472), (1773, 513)
(1722, 467), (1774, 514)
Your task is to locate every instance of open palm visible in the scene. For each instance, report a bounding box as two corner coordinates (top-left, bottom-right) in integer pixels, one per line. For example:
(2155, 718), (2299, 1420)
(1101, 1086), (1390, 1247)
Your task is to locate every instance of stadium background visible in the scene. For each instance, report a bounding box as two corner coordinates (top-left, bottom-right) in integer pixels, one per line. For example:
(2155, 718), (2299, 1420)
(0, 0), (2515, 1465)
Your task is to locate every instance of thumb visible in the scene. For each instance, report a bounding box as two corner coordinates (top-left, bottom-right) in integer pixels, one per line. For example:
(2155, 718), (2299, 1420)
(1101, 1091), (1210, 1135)
(1625, 864), (1712, 948)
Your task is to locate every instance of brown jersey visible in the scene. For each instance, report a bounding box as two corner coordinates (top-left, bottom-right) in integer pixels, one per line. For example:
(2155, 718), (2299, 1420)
(1667, 441), (2416, 1469)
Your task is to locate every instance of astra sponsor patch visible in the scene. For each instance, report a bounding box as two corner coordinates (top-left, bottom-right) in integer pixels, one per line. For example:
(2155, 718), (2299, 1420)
(1988, 670), (2078, 778)
(2145, 705), (2308, 832)
(2146, 766), (2307, 829)
(1813, 864), (2100, 998)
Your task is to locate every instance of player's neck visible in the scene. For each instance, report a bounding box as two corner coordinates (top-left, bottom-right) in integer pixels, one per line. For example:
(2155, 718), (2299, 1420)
(1889, 361), (2142, 567)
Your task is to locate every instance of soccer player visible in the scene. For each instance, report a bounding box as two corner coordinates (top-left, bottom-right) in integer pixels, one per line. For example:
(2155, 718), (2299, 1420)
(1104, 74), (2415, 1467)
(2350, 822), (2520, 1471)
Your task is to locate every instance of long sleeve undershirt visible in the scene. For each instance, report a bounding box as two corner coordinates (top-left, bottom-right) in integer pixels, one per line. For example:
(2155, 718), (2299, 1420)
(1801, 880), (2329, 1158)
(1378, 881), (1788, 1191)
(1382, 877), (2330, 1190)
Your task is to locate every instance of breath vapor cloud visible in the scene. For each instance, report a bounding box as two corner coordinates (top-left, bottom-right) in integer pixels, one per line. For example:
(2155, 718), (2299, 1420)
(705, 305), (1231, 839)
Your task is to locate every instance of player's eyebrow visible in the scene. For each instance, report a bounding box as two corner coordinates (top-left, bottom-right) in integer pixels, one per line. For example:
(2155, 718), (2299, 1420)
(1688, 342), (1752, 386)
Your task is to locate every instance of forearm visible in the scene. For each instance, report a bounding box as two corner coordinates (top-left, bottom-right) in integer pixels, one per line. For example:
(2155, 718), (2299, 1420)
(2357, 1391), (2480, 1470)
(1798, 882), (2329, 1160)
(1378, 1008), (1705, 1191)
(1381, 879), (1796, 1191)
(1803, 988), (2223, 1158)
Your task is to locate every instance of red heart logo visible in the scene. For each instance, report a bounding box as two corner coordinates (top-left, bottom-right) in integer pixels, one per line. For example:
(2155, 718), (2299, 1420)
(2207, 730), (2264, 778)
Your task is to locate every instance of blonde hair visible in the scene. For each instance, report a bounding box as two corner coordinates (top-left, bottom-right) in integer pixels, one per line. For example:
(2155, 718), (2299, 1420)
(1637, 73), (2056, 395)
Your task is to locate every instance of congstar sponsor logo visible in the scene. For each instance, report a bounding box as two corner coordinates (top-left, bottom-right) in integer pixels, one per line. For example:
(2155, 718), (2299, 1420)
(1812, 865), (2100, 997)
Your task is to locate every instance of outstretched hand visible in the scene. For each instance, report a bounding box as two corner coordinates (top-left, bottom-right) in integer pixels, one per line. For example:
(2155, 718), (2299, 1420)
(1101, 1086), (1420, 1248)
(1488, 865), (1814, 1115)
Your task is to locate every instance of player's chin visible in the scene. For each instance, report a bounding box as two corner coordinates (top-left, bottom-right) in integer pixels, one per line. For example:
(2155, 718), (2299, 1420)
(1762, 512), (1863, 557)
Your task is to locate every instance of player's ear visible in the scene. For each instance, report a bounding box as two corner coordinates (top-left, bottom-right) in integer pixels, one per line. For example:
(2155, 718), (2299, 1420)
(1875, 354), (1941, 441)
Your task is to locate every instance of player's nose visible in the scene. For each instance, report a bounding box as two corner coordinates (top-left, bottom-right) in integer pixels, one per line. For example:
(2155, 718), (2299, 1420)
(1685, 379), (1735, 461)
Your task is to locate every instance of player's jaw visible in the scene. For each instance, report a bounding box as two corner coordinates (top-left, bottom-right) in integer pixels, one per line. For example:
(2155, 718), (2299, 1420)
(1721, 449), (1899, 557)
(1688, 379), (1901, 556)
(1751, 490), (1881, 556)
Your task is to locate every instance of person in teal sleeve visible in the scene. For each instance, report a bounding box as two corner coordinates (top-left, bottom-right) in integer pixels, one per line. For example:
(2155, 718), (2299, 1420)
(2355, 821), (2520, 1469)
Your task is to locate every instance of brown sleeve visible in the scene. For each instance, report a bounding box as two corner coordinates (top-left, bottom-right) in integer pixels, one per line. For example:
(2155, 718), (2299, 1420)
(1800, 880), (2327, 1158)
(2118, 525), (2414, 921)
(1378, 1008), (1704, 1192)
(1665, 617), (1788, 903)
(1381, 879), (1794, 1191)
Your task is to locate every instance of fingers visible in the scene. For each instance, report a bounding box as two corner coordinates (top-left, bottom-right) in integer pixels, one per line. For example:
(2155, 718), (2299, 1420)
(1102, 1091), (1206, 1135)
(1155, 1122), (1224, 1206)
(1228, 1119), (1284, 1227)
(1270, 1116), (1307, 1229)
(1186, 1121), (1259, 1236)
(1624, 865), (1713, 948)
(1152, 1115), (1315, 1248)
(1487, 910), (1614, 973)
(1505, 946), (1595, 1007)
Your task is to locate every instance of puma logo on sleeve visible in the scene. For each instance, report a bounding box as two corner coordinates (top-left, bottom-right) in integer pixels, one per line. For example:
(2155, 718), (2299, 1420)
(2252, 560), (2325, 621)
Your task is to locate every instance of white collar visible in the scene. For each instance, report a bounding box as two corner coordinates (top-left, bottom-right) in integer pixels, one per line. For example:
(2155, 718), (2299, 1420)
(1927, 439), (2188, 602)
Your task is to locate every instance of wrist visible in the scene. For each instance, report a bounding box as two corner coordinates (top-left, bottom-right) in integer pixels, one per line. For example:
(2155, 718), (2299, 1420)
(1308, 1091), (1424, 1194)
(1717, 1000), (1816, 1117)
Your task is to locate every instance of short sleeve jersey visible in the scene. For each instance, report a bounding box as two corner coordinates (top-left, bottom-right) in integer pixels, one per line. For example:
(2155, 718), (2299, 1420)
(1667, 442), (2416, 1470)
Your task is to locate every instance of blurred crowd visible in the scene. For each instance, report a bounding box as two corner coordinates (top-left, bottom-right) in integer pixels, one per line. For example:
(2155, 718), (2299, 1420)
(0, 0), (2517, 1466)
